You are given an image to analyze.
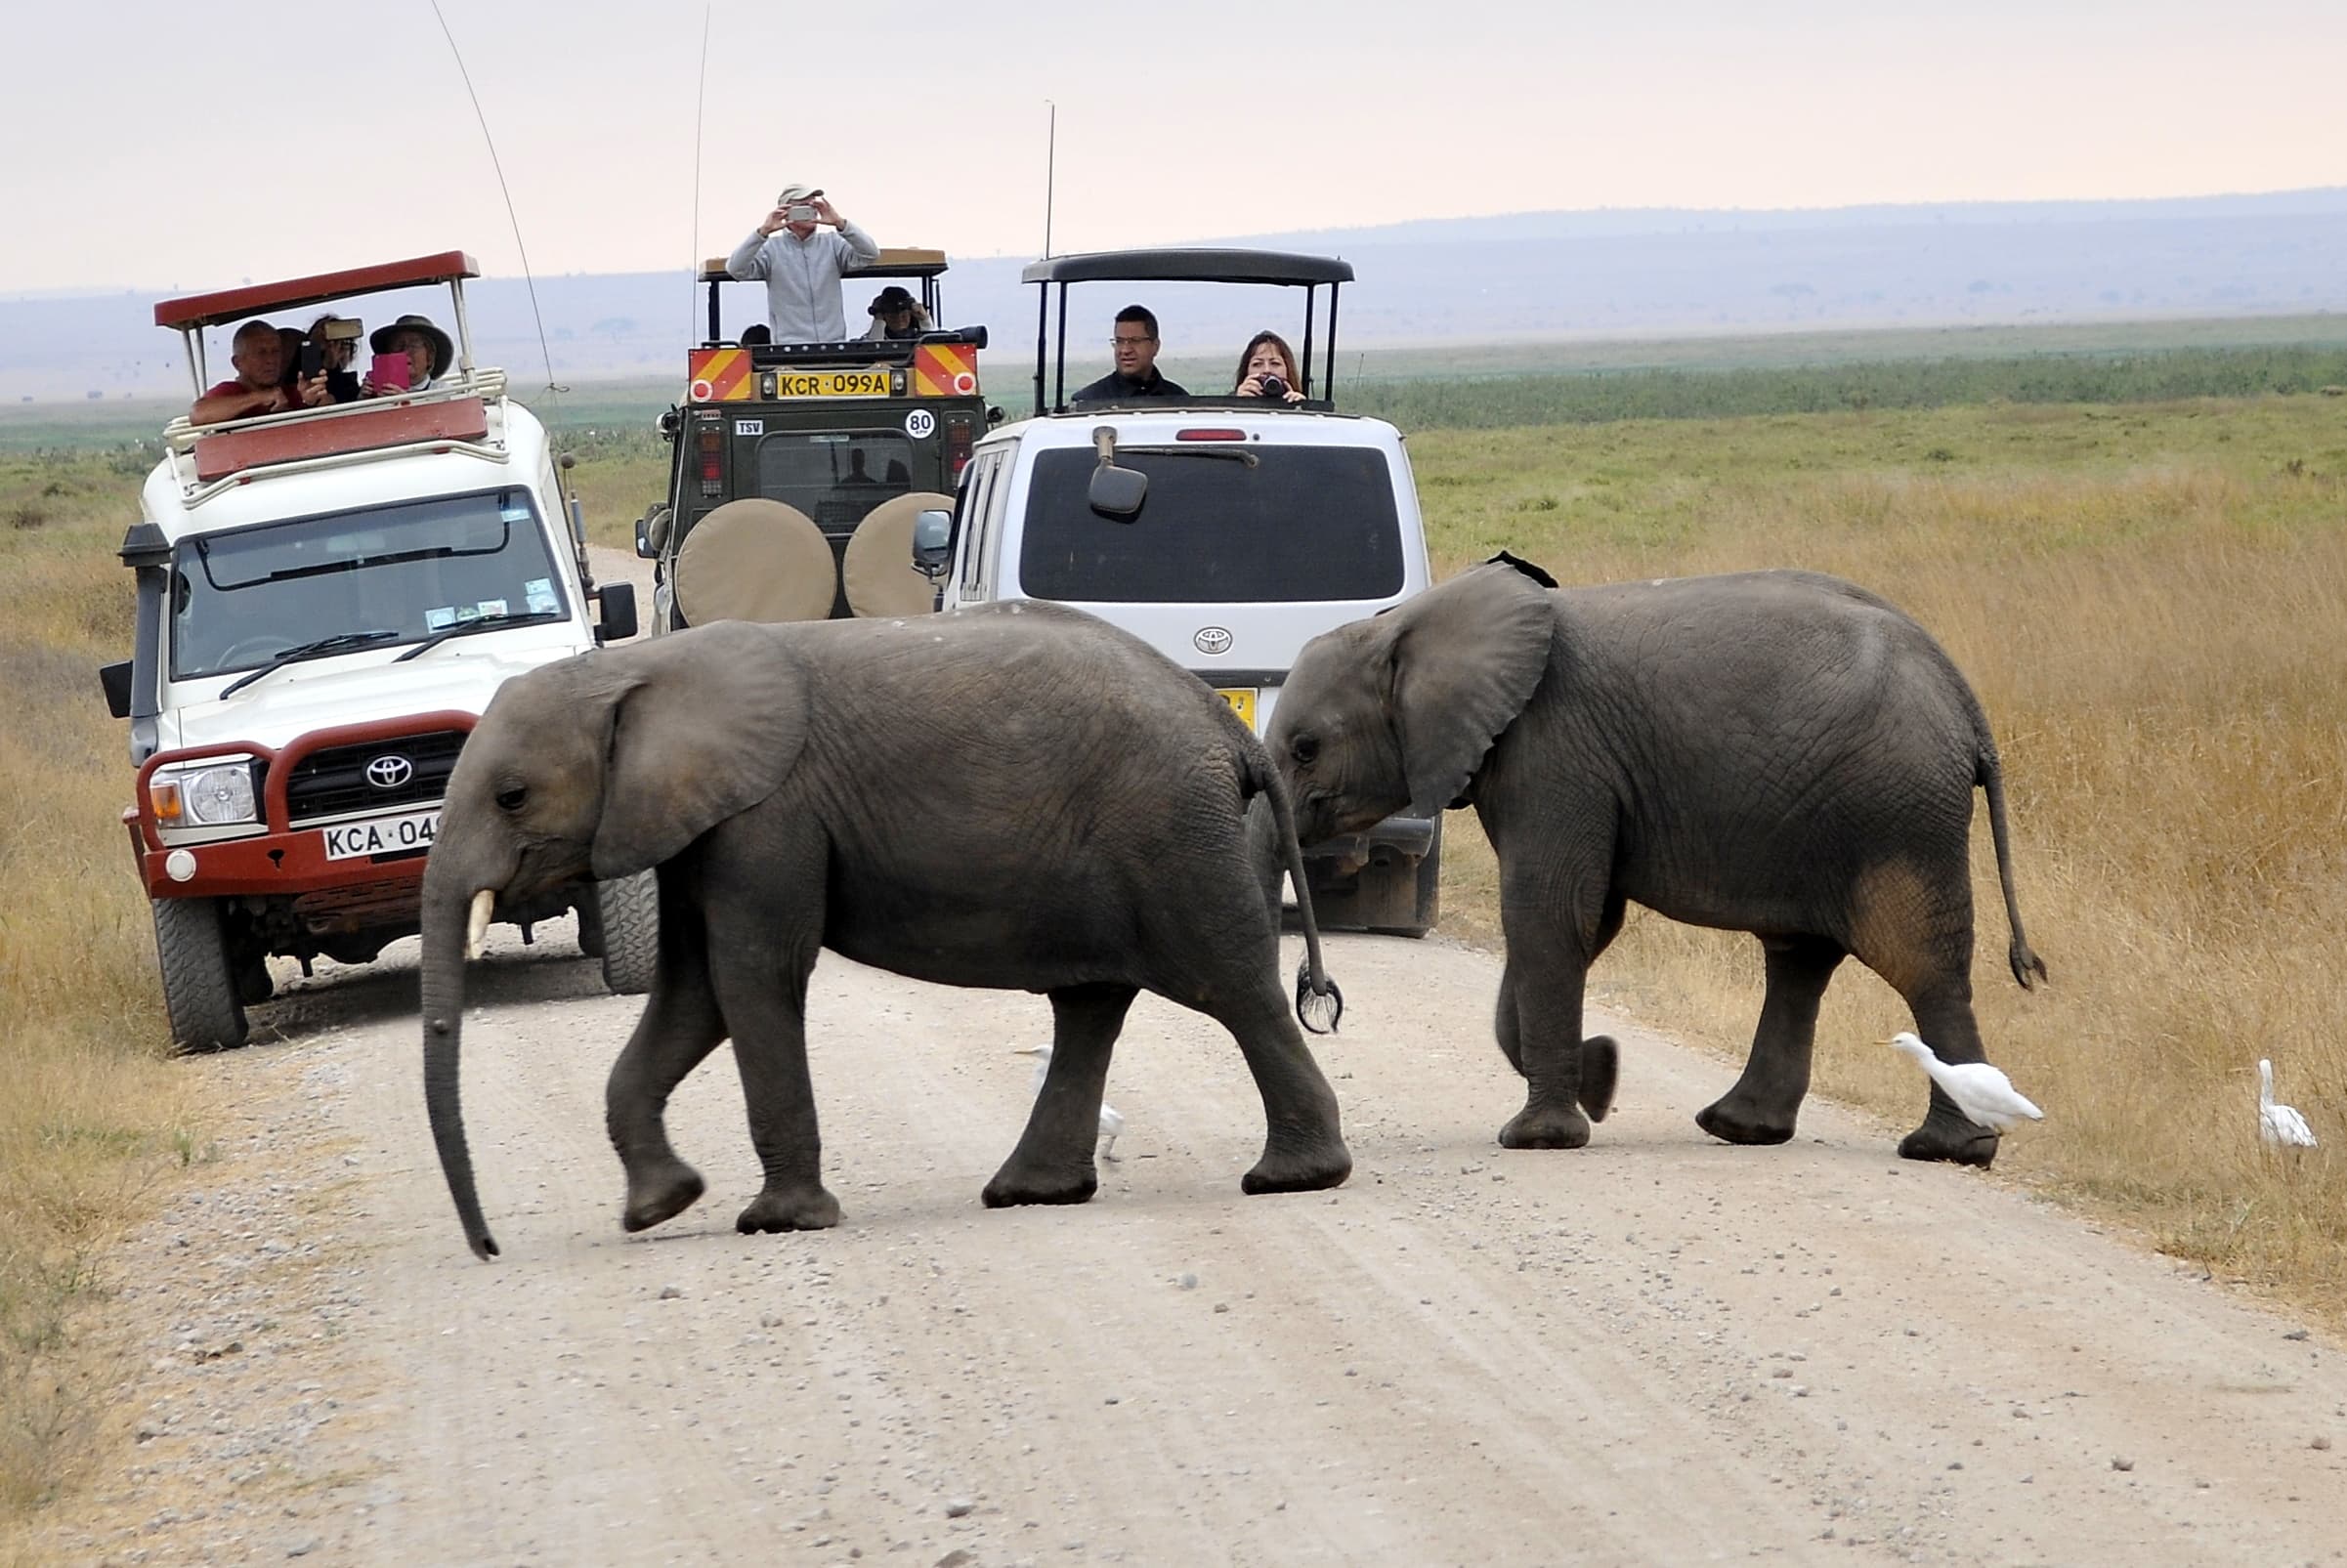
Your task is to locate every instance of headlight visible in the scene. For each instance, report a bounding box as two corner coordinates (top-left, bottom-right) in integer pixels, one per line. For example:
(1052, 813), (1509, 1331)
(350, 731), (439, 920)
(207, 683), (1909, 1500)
(151, 761), (259, 826)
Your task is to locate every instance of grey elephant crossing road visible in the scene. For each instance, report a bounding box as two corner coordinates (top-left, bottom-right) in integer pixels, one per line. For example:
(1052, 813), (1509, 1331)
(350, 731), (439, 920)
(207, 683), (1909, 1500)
(1270, 558), (2048, 1165)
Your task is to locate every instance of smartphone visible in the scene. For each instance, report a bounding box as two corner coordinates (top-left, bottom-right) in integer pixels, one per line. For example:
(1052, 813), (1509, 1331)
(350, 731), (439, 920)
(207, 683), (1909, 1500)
(299, 340), (324, 380)
(787, 203), (819, 224)
(371, 351), (411, 392)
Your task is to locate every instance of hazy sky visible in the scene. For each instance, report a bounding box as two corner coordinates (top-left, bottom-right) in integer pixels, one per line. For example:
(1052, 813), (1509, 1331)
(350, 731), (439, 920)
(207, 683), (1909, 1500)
(4, 0), (2340, 296)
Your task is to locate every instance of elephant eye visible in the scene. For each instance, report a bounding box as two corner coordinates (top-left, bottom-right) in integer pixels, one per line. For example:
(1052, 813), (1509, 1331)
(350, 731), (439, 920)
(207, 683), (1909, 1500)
(1291, 734), (1320, 767)
(493, 783), (528, 813)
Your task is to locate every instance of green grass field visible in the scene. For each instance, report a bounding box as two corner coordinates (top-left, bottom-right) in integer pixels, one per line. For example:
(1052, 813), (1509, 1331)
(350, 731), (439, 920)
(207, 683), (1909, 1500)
(3, 324), (2346, 1538)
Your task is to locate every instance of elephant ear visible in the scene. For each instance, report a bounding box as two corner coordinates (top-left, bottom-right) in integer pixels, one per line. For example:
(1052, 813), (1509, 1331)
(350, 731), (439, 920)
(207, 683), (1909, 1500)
(1389, 564), (1555, 817)
(589, 623), (811, 878)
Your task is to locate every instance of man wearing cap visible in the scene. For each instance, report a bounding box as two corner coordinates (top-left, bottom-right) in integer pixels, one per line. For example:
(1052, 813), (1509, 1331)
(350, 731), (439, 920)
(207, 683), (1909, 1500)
(369, 315), (456, 394)
(727, 185), (880, 344)
(191, 319), (333, 423)
(862, 285), (933, 342)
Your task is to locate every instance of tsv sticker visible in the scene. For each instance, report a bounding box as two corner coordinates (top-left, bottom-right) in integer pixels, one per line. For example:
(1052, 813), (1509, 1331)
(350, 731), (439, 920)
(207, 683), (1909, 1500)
(733, 418), (765, 437)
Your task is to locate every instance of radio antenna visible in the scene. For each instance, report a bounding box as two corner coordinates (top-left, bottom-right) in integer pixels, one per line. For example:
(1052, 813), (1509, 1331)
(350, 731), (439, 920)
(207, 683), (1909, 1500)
(689, 3), (712, 340)
(1043, 101), (1057, 258)
(430, 0), (564, 402)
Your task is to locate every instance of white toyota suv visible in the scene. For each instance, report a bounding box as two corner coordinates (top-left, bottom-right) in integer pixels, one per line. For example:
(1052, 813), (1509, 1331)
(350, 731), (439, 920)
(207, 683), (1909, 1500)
(921, 250), (1440, 933)
(102, 251), (650, 1050)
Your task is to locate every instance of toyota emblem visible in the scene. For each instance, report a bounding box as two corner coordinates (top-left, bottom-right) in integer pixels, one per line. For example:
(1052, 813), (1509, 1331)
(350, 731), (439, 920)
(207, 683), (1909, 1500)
(364, 754), (415, 790)
(1193, 626), (1234, 656)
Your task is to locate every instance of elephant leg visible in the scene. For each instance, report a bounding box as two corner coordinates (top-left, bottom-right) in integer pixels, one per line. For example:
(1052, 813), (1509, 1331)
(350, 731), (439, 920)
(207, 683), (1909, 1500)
(1208, 978), (1350, 1196)
(1895, 982), (2002, 1168)
(1497, 952), (1598, 1150)
(984, 984), (1137, 1208)
(713, 943), (844, 1239)
(1696, 935), (1845, 1147)
(606, 876), (724, 1234)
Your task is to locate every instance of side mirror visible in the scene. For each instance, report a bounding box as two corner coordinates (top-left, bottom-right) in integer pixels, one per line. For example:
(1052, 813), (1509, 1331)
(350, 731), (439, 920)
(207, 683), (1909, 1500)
(99, 659), (133, 719)
(635, 505), (672, 559)
(1088, 464), (1147, 521)
(912, 509), (953, 579)
(596, 582), (639, 643)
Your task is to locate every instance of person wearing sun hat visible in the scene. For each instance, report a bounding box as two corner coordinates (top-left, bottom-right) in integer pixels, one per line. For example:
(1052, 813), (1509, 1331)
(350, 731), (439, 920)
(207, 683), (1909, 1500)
(861, 284), (932, 342)
(726, 182), (880, 344)
(368, 314), (455, 393)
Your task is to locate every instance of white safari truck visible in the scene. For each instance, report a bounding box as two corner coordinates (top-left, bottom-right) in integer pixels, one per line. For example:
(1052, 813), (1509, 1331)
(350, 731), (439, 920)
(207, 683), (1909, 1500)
(913, 249), (1441, 934)
(102, 251), (649, 1051)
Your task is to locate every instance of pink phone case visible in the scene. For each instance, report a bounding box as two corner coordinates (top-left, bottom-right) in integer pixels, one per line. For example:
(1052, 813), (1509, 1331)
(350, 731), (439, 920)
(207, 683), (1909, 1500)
(371, 352), (411, 391)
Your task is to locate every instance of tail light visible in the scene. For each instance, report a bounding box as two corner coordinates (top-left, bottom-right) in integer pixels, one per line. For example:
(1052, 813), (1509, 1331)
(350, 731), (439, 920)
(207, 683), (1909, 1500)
(698, 429), (723, 497)
(945, 415), (974, 481)
(1175, 428), (1248, 442)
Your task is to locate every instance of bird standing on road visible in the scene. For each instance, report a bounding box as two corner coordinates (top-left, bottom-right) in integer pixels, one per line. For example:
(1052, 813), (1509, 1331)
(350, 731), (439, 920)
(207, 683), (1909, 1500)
(2258, 1058), (2318, 1150)
(1885, 1032), (2045, 1132)
(1015, 1043), (1124, 1161)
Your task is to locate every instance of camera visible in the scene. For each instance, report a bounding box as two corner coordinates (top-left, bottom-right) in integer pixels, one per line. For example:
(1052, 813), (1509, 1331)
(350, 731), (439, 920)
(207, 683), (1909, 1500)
(1259, 374), (1289, 401)
(786, 203), (819, 224)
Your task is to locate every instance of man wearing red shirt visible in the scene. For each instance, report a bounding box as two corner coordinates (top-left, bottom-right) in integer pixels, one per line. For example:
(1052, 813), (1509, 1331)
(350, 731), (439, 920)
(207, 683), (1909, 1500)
(192, 319), (330, 424)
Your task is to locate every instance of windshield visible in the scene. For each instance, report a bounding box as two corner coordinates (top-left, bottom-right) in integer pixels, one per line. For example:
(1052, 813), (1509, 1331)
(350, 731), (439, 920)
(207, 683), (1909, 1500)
(757, 431), (918, 532)
(1016, 445), (1404, 603)
(169, 487), (568, 680)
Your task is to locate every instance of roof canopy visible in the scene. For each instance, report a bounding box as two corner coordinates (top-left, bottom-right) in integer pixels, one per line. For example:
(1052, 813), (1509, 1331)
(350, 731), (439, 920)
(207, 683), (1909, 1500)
(154, 251), (480, 330)
(700, 246), (949, 284)
(1020, 248), (1353, 287)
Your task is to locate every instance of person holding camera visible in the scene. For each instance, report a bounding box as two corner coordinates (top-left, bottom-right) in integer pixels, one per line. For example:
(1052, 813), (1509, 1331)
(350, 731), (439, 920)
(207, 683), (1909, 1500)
(862, 285), (933, 342)
(304, 315), (369, 403)
(191, 319), (332, 423)
(1232, 330), (1306, 403)
(726, 183), (880, 344)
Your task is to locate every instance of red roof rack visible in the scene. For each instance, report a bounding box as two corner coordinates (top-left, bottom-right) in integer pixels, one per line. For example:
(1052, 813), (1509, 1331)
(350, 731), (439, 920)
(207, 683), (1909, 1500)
(154, 251), (481, 331)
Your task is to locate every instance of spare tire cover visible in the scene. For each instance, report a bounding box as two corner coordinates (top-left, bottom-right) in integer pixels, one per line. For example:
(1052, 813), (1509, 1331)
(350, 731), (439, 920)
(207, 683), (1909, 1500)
(674, 497), (835, 625)
(842, 491), (954, 617)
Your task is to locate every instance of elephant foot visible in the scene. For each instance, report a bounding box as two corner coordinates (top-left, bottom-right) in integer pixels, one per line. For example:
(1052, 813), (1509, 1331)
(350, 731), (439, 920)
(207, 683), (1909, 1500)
(1579, 1036), (1620, 1123)
(1694, 1094), (1798, 1147)
(1899, 1109), (2001, 1168)
(982, 1157), (1098, 1208)
(620, 1159), (706, 1233)
(736, 1183), (842, 1233)
(1499, 1101), (1592, 1150)
(1241, 1133), (1352, 1196)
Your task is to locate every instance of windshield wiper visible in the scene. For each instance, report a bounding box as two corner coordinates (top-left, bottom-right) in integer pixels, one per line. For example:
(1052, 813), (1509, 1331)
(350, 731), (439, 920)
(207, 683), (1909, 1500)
(219, 630), (401, 697)
(1118, 445), (1259, 466)
(393, 610), (567, 662)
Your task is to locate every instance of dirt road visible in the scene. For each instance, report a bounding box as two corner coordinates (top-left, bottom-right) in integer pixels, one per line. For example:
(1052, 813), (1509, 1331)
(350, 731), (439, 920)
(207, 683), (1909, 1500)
(46, 918), (2347, 1568)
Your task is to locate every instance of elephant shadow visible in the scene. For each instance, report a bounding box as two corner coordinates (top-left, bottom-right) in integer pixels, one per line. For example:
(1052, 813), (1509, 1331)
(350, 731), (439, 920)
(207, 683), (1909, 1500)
(245, 939), (612, 1049)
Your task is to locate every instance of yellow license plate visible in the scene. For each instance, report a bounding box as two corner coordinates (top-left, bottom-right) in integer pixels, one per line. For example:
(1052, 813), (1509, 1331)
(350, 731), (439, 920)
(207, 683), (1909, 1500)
(1216, 687), (1258, 730)
(771, 369), (891, 399)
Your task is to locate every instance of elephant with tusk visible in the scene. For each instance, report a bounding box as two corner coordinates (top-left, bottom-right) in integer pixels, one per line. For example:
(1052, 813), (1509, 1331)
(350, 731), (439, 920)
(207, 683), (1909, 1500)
(1267, 556), (2047, 1166)
(421, 603), (1350, 1260)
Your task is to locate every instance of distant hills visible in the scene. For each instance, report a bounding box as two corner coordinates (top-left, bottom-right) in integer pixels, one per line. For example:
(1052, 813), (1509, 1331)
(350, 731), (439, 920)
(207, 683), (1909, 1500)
(6, 188), (2344, 402)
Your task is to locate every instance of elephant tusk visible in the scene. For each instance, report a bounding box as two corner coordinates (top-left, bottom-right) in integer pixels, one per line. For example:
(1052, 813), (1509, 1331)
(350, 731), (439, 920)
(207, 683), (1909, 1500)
(466, 888), (494, 961)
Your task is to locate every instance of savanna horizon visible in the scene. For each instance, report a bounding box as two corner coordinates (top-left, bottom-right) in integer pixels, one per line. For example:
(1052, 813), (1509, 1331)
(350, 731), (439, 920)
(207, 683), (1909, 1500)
(2, 379), (2342, 1540)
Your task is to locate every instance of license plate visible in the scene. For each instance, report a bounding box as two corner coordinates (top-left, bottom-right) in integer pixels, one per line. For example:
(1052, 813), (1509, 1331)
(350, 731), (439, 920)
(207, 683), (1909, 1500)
(772, 370), (890, 399)
(321, 810), (439, 860)
(1216, 688), (1259, 730)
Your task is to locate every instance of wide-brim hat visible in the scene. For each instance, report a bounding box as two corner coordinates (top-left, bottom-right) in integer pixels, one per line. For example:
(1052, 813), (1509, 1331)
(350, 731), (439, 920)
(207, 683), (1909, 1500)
(868, 285), (917, 316)
(369, 314), (454, 378)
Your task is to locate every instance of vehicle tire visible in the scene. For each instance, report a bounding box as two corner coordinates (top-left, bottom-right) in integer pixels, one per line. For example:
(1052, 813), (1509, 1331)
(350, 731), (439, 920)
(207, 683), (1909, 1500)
(150, 897), (249, 1053)
(594, 871), (659, 996)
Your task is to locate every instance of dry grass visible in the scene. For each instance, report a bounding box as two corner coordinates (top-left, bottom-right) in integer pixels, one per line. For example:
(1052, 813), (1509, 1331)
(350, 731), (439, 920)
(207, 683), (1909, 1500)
(1411, 397), (2347, 1322)
(0, 456), (207, 1526)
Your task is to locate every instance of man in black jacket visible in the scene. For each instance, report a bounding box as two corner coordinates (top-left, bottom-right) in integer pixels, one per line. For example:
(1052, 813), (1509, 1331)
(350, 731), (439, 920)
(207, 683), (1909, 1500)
(1073, 305), (1188, 403)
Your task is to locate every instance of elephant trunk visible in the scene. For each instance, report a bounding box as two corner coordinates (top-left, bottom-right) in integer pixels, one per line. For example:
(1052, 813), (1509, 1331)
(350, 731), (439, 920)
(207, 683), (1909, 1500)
(421, 872), (501, 1260)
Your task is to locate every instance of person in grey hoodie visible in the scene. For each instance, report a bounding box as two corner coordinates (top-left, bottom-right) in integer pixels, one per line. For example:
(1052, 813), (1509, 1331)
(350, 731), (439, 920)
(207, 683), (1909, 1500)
(726, 183), (881, 343)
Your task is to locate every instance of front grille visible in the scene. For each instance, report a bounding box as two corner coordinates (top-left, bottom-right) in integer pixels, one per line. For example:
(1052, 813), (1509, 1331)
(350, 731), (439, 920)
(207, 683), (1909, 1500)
(283, 730), (467, 824)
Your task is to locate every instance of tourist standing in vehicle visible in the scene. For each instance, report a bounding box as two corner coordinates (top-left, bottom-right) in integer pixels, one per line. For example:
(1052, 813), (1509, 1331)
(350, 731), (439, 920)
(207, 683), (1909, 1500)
(1073, 306), (1188, 403)
(727, 184), (880, 344)
(306, 314), (368, 403)
(862, 285), (932, 341)
(1231, 330), (1307, 403)
(369, 315), (455, 393)
(191, 319), (331, 423)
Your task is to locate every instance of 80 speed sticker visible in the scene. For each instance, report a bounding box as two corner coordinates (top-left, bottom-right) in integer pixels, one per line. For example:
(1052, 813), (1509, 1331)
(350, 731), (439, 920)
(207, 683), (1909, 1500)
(904, 408), (936, 439)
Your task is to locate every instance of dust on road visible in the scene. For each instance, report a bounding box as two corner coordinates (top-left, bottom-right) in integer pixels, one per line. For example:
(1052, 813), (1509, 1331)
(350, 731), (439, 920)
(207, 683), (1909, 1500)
(39, 920), (2347, 1567)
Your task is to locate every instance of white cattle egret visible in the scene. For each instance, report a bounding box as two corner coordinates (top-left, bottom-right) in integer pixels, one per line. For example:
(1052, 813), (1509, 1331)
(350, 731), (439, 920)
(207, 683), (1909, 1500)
(2259, 1059), (2318, 1150)
(1014, 1044), (1123, 1160)
(1885, 1032), (2044, 1132)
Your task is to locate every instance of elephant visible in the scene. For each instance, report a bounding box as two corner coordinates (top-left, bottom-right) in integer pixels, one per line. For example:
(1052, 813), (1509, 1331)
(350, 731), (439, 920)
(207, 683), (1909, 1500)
(420, 603), (1351, 1259)
(1266, 555), (2047, 1166)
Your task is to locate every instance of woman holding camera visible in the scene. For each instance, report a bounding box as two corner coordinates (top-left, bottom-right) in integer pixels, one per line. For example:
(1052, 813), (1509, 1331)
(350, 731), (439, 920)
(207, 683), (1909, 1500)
(1232, 331), (1307, 403)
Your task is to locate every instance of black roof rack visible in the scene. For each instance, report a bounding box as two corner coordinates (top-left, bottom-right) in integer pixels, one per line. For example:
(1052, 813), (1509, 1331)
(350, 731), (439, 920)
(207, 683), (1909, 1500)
(1020, 248), (1353, 287)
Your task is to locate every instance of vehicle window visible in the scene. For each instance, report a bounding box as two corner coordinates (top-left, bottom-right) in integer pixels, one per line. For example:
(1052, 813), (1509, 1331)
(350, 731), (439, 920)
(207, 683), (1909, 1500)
(1017, 446), (1404, 603)
(756, 431), (916, 532)
(958, 450), (1005, 598)
(169, 488), (567, 680)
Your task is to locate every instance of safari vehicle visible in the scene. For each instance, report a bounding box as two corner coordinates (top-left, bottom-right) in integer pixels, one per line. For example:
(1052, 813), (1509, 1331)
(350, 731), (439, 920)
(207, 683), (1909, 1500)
(913, 249), (1442, 936)
(101, 251), (649, 1052)
(634, 248), (992, 628)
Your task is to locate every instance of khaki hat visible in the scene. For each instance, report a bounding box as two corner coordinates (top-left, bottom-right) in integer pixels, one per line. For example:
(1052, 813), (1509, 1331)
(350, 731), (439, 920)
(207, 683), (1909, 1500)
(776, 183), (824, 205)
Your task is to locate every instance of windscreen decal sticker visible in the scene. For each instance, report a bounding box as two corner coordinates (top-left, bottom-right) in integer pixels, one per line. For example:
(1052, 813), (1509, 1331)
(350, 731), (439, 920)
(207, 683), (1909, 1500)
(425, 607), (457, 631)
(525, 578), (558, 614)
(500, 505), (532, 522)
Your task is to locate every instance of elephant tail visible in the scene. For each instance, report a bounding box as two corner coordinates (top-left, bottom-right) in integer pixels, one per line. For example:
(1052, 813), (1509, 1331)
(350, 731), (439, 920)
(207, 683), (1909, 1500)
(1241, 742), (1344, 1036)
(1975, 726), (2049, 991)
